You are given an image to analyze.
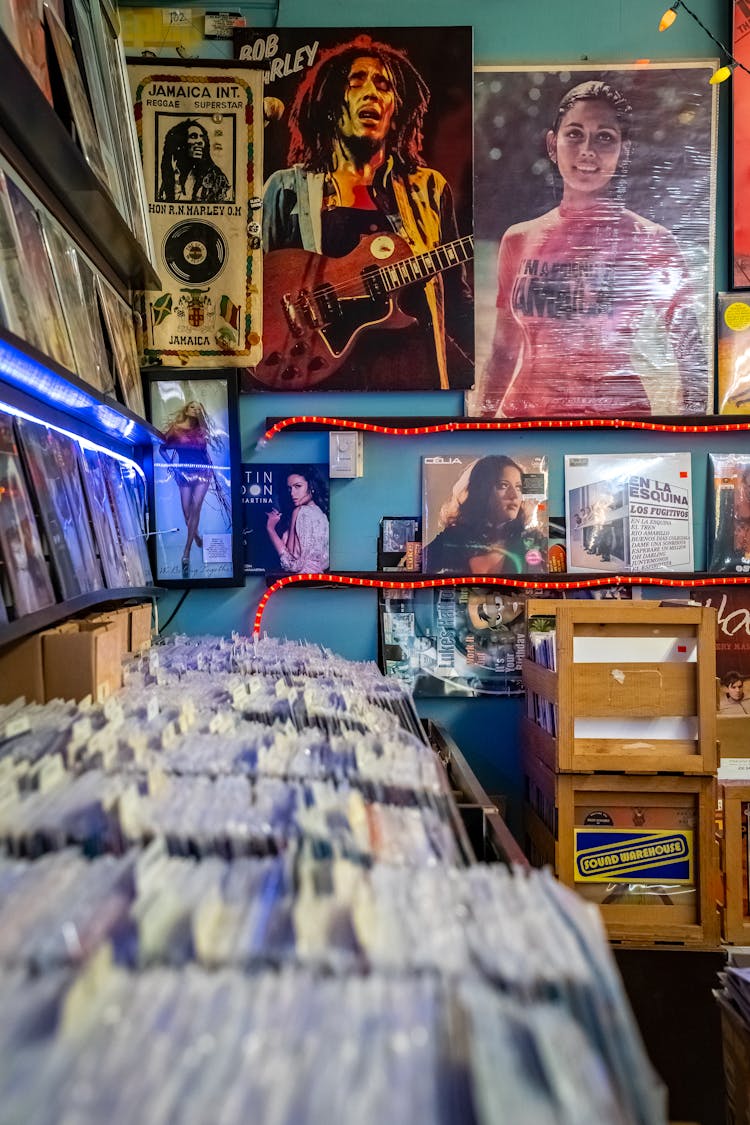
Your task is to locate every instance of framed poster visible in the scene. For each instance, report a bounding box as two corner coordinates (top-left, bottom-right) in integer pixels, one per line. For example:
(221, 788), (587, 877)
(241, 462), (329, 574)
(147, 371), (242, 585)
(471, 63), (717, 418)
(734, 0), (750, 287)
(128, 59), (264, 367)
(235, 27), (474, 393)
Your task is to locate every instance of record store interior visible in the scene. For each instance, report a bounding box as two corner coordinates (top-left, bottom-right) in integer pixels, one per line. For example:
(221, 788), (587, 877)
(2, 0), (750, 1122)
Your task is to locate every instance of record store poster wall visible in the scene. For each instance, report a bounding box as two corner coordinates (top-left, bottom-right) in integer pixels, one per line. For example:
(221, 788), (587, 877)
(471, 63), (717, 419)
(148, 374), (241, 586)
(235, 27), (474, 394)
(128, 61), (264, 367)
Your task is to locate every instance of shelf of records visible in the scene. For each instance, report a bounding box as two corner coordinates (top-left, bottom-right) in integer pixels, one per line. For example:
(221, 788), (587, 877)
(0, 406), (156, 645)
(0, 159), (156, 441)
(0, 632), (666, 1124)
(0, 5), (157, 289)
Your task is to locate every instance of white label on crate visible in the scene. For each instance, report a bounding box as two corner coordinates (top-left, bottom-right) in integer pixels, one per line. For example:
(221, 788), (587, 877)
(573, 636), (697, 663)
(718, 758), (750, 779)
(574, 716), (699, 742)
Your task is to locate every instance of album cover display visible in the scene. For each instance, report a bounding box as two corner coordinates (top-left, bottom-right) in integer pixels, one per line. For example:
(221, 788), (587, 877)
(707, 454), (750, 575)
(689, 586), (750, 716)
(241, 463), (329, 574)
(471, 62), (716, 418)
(99, 454), (151, 587)
(378, 517), (421, 570)
(0, 170), (37, 348)
(0, 411), (55, 616)
(128, 59), (264, 366)
(565, 452), (693, 573)
(379, 586), (526, 697)
(40, 214), (110, 392)
(2, 170), (75, 370)
(97, 277), (145, 417)
(235, 27), (474, 393)
(422, 453), (548, 574)
(3, 0), (53, 103)
(15, 418), (102, 599)
(78, 447), (130, 588)
(44, 2), (110, 189)
(717, 294), (750, 413)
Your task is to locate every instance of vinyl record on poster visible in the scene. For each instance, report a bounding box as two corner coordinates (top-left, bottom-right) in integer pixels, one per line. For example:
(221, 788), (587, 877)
(163, 220), (226, 283)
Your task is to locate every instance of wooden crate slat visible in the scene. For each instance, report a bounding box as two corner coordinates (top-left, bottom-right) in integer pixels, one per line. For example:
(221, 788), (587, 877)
(572, 662), (696, 718)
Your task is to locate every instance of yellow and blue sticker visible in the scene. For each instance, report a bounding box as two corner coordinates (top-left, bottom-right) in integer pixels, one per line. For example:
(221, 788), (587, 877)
(574, 828), (693, 884)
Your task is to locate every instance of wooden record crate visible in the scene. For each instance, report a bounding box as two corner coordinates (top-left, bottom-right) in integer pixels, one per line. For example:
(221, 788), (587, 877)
(719, 781), (750, 944)
(522, 753), (721, 948)
(523, 599), (717, 775)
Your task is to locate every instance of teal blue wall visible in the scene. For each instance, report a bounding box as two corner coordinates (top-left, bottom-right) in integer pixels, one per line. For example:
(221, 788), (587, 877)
(154, 0), (736, 809)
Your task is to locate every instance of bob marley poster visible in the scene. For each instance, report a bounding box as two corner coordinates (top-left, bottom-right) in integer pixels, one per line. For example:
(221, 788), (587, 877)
(470, 63), (717, 419)
(234, 27), (474, 393)
(128, 60), (264, 367)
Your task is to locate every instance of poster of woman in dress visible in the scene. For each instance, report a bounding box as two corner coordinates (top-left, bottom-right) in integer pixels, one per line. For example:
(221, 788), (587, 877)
(470, 63), (717, 418)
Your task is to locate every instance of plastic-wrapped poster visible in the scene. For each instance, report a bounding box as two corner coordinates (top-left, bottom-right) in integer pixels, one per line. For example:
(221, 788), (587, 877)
(0, 411), (55, 616)
(565, 452), (693, 573)
(470, 63), (717, 418)
(379, 586), (525, 697)
(734, 2), (750, 287)
(422, 453), (548, 575)
(128, 60), (264, 367)
(707, 454), (750, 575)
(240, 463), (329, 574)
(717, 294), (750, 413)
(234, 27), (474, 393)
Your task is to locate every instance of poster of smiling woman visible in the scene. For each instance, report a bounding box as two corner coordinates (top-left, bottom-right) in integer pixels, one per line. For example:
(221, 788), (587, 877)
(469, 63), (717, 419)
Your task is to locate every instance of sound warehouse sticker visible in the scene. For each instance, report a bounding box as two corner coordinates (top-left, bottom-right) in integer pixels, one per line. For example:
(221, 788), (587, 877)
(128, 62), (264, 367)
(574, 828), (694, 884)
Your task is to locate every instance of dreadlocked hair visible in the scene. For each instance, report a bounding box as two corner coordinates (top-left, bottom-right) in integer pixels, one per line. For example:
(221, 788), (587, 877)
(287, 35), (430, 174)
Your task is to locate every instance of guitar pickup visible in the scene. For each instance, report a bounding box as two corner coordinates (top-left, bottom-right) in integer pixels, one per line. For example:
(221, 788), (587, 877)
(281, 292), (304, 338)
(310, 284), (339, 325)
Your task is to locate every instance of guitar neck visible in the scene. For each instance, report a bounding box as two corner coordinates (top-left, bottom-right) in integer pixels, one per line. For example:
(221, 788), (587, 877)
(367, 236), (473, 297)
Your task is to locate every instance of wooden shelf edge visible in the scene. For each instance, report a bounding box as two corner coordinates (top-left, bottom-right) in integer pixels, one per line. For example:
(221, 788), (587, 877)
(0, 587), (165, 650)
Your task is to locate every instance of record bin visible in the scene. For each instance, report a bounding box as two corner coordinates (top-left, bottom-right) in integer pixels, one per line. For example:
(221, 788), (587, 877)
(718, 781), (750, 944)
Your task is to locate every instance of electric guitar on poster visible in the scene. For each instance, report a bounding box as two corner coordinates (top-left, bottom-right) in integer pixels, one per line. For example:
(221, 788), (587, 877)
(251, 231), (473, 390)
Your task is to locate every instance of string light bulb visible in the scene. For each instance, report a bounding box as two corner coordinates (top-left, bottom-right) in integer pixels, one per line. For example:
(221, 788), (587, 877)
(658, 2), (679, 32)
(709, 63), (735, 84)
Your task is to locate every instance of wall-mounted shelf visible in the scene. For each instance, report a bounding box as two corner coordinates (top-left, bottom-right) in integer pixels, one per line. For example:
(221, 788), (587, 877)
(0, 587), (164, 651)
(0, 29), (160, 293)
(264, 414), (750, 437)
(0, 329), (162, 447)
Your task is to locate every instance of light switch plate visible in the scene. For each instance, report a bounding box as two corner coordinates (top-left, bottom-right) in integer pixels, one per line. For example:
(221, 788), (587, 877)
(329, 431), (363, 477)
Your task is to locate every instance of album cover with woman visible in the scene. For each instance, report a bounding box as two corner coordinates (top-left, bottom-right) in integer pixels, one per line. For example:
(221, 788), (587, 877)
(234, 27), (474, 394)
(15, 418), (102, 600)
(565, 451), (693, 573)
(241, 462), (329, 574)
(0, 411), (55, 617)
(717, 294), (750, 413)
(470, 62), (717, 418)
(379, 585), (526, 697)
(148, 373), (241, 585)
(78, 447), (131, 588)
(708, 453), (750, 575)
(97, 276), (145, 417)
(421, 453), (548, 575)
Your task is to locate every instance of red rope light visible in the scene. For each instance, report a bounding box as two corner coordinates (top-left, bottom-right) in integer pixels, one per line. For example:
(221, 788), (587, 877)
(262, 415), (750, 441)
(251, 572), (750, 636)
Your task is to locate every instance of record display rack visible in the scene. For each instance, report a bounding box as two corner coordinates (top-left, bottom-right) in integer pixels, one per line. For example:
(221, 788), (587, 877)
(0, 329), (162, 448)
(0, 29), (159, 294)
(0, 586), (163, 650)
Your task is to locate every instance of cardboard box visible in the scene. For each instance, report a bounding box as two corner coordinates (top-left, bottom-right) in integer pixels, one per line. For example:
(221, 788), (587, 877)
(128, 602), (152, 652)
(43, 623), (123, 703)
(0, 632), (45, 704)
(522, 758), (721, 949)
(86, 608), (130, 660)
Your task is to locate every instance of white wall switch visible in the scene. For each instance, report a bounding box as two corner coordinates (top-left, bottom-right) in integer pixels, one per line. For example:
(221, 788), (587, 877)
(329, 431), (363, 478)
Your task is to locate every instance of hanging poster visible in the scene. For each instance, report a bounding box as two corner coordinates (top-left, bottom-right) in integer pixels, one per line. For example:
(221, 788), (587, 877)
(234, 27), (474, 393)
(734, 1), (750, 287)
(147, 372), (242, 585)
(128, 59), (264, 367)
(240, 462), (330, 574)
(471, 63), (717, 418)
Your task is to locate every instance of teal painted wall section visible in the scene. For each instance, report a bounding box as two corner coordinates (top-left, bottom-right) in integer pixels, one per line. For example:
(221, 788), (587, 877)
(153, 0), (736, 804)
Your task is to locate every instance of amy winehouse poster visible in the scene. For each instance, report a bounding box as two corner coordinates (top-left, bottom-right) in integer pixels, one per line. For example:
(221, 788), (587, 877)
(128, 60), (264, 367)
(234, 27), (474, 393)
(471, 63), (717, 418)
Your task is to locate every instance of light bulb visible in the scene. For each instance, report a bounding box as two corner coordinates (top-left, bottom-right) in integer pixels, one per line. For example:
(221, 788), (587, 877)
(709, 64), (734, 84)
(659, 4), (678, 31)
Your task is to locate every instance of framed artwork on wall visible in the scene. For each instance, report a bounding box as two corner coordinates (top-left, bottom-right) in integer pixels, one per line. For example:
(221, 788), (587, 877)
(235, 26), (475, 393)
(470, 62), (718, 419)
(146, 370), (242, 586)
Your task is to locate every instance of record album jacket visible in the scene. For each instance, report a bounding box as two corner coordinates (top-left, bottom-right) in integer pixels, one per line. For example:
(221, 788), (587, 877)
(422, 453), (548, 574)
(78, 447), (130, 588)
(0, 411), (55, 616)
(241, 463), (329, 574)
(690, 586), (750, 716)
(717, 295), (750, 413)
(708, 454), (750, 575)
(565, 452), (693, 573)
